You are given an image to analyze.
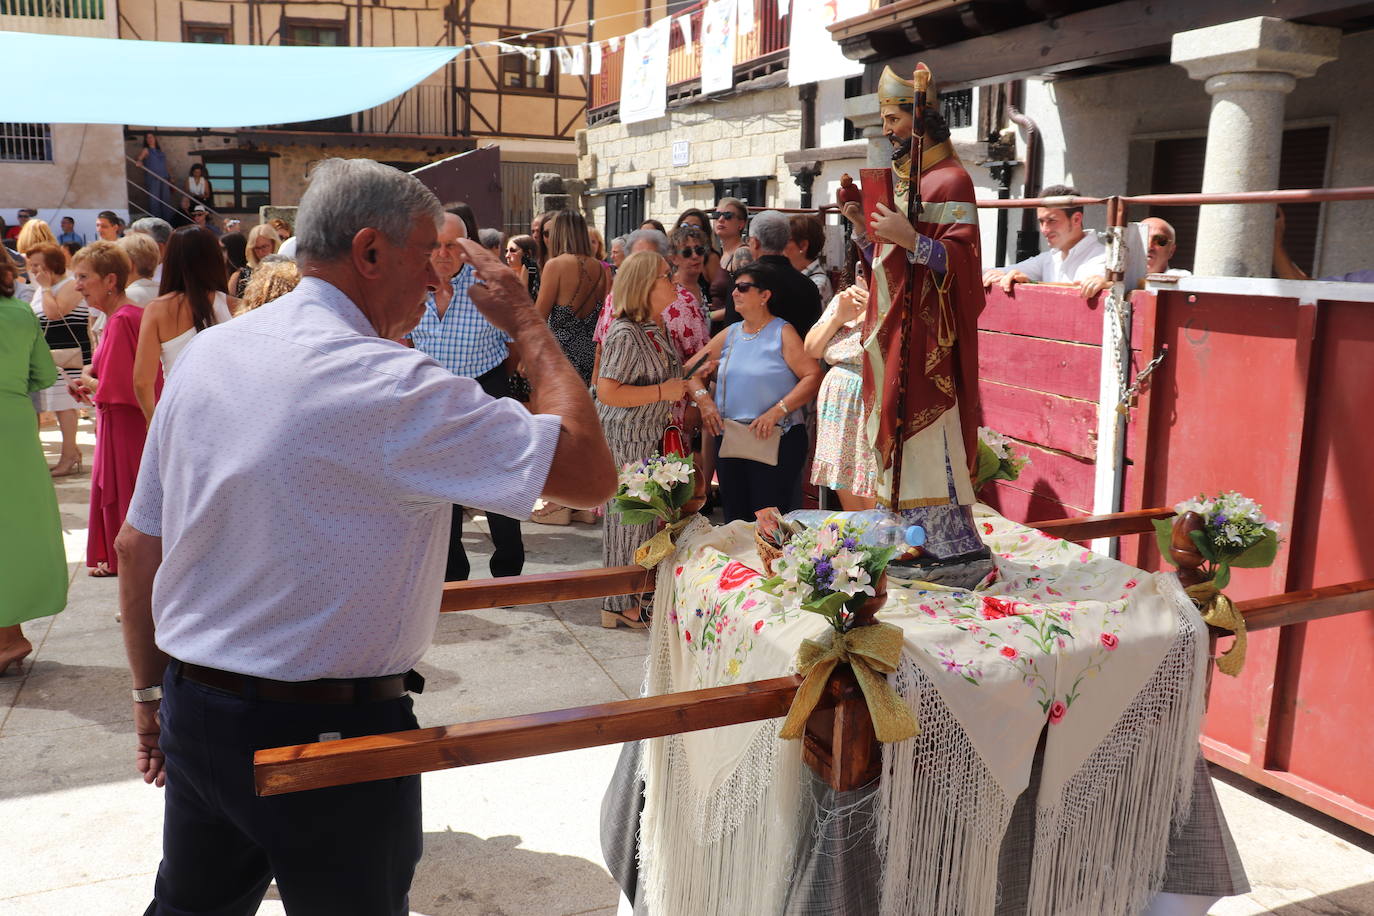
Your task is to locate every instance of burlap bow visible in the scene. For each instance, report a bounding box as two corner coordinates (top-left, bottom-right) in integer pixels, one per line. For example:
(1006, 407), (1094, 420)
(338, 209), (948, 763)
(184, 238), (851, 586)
(1186, 580), (1247, 677)
(778, 621), (919, 743)
(634, 516), (695, 569)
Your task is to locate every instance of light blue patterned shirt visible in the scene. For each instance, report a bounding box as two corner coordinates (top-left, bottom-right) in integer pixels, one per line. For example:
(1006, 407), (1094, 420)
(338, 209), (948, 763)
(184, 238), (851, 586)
(406, 264), (512, 378)
(126, 278), (560, 679)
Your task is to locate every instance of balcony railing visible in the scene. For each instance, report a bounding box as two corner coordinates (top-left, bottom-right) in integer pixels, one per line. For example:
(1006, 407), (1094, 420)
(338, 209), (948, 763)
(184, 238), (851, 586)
(589, 0), (791, 120)
(267, 83), (453, 137)
(0, 0), (103, 17)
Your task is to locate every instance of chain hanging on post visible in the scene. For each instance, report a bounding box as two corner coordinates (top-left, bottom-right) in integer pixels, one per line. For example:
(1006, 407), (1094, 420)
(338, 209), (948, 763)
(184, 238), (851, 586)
(1116, 347), (1168, 415)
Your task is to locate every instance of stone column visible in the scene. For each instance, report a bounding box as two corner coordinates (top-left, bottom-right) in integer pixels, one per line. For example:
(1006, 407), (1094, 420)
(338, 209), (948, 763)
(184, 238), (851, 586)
(1171, 17), (1338, 277)
(842, 93), (890, 168)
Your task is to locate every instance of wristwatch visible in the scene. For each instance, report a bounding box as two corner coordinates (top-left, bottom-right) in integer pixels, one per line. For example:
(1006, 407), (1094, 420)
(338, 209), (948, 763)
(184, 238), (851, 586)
(692, 388), (709, 400)
(132, 685), (163, 703)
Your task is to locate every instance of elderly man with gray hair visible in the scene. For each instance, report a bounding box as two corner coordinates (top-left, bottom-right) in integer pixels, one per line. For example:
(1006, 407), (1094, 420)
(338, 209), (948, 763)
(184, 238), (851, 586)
(114, 158), (615, 915)
(726, 209), (822, 336)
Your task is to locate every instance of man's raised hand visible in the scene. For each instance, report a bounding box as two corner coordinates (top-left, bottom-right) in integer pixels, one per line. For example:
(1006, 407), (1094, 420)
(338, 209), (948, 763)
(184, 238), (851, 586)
(457, 238), (538, 337)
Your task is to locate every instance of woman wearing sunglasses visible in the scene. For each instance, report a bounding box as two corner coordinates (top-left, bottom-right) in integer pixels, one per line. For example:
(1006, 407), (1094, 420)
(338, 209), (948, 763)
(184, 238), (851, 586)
(670, 224), (712, 311)
(687, 262), (823, 522)
(706, 198), (750, 328)
(675, 207), (722, 282)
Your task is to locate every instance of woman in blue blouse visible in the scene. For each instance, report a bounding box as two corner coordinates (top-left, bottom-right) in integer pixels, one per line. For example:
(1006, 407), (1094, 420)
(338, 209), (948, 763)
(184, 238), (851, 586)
(687, 262), (823, 522)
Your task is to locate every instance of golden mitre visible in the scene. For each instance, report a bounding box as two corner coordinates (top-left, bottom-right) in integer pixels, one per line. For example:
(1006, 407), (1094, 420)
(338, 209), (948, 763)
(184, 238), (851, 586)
(877, 65), (915, 107)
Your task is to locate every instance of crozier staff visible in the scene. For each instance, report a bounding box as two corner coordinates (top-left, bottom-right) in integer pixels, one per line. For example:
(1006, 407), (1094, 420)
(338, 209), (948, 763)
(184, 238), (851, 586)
(114, 158), (615, 915)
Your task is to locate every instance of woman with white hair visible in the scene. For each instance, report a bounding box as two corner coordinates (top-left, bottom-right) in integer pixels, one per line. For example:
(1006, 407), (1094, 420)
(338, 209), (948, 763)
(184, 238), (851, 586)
(119, 233), (162, 305)
(228, 223), (280, 298)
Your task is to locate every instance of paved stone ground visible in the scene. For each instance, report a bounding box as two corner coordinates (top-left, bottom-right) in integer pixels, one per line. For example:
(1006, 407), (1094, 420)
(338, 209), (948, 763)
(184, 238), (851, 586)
(3, 418), (1372, 915)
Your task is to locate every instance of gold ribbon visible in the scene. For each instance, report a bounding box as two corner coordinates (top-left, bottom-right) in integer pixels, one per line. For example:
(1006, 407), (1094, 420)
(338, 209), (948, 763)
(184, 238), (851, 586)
(778, 622), (919, 743)
(1186, 581), (1247, 677)
(634, 516), (695, 569)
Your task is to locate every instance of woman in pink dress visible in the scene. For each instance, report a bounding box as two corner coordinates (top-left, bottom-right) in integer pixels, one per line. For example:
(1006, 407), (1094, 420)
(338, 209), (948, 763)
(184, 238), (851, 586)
(68, 242), (163, 577)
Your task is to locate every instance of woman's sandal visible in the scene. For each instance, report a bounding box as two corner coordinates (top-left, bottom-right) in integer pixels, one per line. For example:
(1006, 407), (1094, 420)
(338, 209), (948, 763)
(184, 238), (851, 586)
(531, 503), (573, 525)
(88, 563), (116, 578)
(601, 604), (650, 629)
(0, 639), (33, 677)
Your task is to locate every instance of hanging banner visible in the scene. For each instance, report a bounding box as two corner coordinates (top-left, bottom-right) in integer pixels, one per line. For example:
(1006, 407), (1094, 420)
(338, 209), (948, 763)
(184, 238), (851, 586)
(609, 35), (622, 52)
(570, 43), (586, 76)
(787, 0), (864, 85)
(700, 0), (737, 95)
(779, 0), (791, 15)
(590, 41), (603, 75)
(555, 45), (573, 75)
(619, 18), (671, 124)
(737, 0), (755, 36)
(677, 14), (694, 53)
(539, 47), (552, 76)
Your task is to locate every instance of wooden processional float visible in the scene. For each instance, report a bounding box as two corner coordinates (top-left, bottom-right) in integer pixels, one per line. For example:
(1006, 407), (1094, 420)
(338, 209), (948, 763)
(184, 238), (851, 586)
(251, 505), (1374, 798)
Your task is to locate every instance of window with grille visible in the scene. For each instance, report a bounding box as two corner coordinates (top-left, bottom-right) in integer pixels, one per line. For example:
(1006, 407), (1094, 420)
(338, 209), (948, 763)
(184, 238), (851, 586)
(201, 155), (271, 212)
(603, 187), (646, 241)
(0, 123), (53, 162)
(941, 88), (972, 130)
(0, 0), (104, 19)
(283, 20), (345, 46)
(712, 177), (769, 208)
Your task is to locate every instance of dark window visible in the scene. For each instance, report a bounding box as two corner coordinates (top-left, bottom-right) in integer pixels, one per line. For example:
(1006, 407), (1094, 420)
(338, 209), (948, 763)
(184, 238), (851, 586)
(843, 76), (863, 142)
(283, 20), (345, 46)
(184, 22), (230, 43)
(201, 156), (271, 212)
(1149, 126), (1329, 275)
(712, 177), (769, 208)
(499, 33), (555, 94)
(941, 88), (972, 130)
(603, 188), (646, 241)
(0, 122), (52, 162)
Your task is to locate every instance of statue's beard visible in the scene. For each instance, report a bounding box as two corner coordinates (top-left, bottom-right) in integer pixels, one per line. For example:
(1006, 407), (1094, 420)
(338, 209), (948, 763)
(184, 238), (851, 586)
(889, 136), (912, 162)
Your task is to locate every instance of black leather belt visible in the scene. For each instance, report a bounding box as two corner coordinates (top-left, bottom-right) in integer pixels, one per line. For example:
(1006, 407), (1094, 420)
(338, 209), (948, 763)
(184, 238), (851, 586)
(178, 662), (424, 704)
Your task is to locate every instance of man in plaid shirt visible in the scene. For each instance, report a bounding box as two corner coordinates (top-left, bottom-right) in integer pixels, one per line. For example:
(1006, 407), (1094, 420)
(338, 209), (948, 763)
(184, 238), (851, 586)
(406, 206), (525, 580)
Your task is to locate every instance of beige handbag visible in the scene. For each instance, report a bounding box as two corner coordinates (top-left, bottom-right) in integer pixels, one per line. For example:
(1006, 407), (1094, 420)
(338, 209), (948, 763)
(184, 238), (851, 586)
(719, 418), (781, 466)
(50, 347), (83, 371)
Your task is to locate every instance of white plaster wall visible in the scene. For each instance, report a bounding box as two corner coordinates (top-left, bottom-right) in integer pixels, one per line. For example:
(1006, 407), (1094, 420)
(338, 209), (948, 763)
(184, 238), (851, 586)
(1012, 30), (1374, 277)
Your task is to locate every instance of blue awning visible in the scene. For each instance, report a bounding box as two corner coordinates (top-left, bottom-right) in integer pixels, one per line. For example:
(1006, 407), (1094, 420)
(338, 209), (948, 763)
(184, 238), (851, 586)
(0, 31), (459, 127)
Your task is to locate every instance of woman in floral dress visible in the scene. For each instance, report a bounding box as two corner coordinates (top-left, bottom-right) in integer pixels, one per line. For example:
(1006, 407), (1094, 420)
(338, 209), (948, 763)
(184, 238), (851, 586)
(804, 283), (878, 509)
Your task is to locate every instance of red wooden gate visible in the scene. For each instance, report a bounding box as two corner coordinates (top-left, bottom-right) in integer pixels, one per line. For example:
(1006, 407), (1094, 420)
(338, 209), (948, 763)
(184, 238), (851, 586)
(975, 281), (1374, 833)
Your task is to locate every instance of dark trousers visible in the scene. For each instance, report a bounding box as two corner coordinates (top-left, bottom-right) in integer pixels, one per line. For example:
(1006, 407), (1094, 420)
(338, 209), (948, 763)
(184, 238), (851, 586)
(145, 663), (422, 916)
(446, 364), (525, 581)
(715, 425), (809, 523)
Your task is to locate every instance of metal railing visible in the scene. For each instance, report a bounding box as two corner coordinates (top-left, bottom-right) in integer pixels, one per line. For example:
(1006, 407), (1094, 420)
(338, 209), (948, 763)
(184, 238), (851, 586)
(0, 0), (103, 17)
(355, 83), (452, 137)
(589, 0), (793, 116)
(124, 155), (229, 226)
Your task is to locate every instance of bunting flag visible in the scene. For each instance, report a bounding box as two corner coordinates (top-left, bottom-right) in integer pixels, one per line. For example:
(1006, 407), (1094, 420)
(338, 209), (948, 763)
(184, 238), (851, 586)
(609, 35), (622, 52)
(779, 0), (791, 15)
(677, 14), (694, 52)
(619, 17), (671, 124)
(590, 40), (603, 74)
(787, 0), (864, 85)
(737, 0), (755, 35)
(555, 45), (574, 75)
(700, 0), (737, 95)
(0, 30), (459, 128)
(570, 43), (586, 76)
(520, 46), (537, 65)
(538, 46), (552, 76)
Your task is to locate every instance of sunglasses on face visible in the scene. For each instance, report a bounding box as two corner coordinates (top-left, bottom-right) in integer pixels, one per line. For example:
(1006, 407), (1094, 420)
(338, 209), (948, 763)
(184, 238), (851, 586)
(1149, 234), (1172, 247)
(678, 246), (706, 258)
(733, 281), (761, 294)
(710, 211), (741, 221)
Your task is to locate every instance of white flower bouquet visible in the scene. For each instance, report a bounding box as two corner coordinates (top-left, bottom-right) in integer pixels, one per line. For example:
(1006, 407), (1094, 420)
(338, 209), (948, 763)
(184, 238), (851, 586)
(611, 453), (696, 526)
(760, 519), (898, 633)
(975, 426), (1031, 490)
(1153, 491), (1281, 589)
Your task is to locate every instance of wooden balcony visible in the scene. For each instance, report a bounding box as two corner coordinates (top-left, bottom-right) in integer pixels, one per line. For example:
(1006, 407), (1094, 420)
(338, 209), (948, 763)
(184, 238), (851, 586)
(587, 0), (793, 125)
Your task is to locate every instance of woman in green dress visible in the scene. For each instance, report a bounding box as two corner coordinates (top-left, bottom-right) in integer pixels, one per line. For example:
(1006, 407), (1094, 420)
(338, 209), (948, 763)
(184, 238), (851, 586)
(0, 249), (68, 674)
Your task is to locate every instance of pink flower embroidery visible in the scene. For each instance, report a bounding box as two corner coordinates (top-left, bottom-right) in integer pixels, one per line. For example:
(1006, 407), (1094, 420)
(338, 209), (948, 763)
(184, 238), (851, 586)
(982, 522), (994, 535)
(718, 561), (760, 591)
(685, 631), (692, 643)
(675, 565), (684, 576)
(754, 620), (765, 633)
(1048, 700), (1067, 724)
(741, 598), (757, 610)
(1101, 633), (1119, 650)
(1000, 645), (1018, 659)
(1124, 578), (1139, 589)
(1079, 550), (1092, 563)
(920, 604), (937, 618)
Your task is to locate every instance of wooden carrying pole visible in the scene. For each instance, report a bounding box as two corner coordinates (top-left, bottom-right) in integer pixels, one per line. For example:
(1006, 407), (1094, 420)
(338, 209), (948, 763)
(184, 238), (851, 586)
(257, 574), (1374, 796)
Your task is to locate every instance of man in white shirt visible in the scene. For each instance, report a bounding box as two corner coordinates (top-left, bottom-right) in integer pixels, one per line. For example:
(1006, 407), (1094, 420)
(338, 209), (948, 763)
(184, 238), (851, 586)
(982, 184), (1109, 299)
(114, 158), (616, 916)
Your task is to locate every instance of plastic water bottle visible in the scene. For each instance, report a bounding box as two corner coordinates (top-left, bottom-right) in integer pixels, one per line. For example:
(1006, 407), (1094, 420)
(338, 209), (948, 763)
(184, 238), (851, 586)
(781, 509), (926, 549)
